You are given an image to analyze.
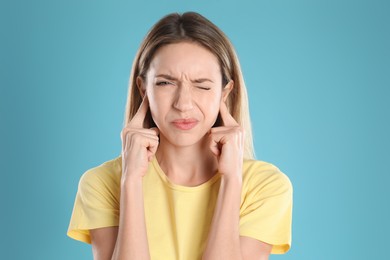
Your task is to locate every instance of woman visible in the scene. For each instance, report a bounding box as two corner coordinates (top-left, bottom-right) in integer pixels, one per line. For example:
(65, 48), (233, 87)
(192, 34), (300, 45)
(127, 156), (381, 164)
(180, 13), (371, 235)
(67, 12), (293, 260)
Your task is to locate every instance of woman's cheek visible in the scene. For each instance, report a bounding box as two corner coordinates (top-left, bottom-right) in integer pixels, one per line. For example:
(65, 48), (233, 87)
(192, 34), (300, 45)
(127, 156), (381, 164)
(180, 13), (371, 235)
(202, 98), (220, 122)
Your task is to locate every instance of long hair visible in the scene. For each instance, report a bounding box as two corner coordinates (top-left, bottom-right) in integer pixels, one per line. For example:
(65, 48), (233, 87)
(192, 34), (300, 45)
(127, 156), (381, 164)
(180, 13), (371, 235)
(123, 12), (255, 159)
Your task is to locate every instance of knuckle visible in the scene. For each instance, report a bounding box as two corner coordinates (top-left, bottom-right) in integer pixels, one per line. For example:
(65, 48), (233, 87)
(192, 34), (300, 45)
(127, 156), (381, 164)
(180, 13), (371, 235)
(234, 126), (243, 134)
(121, 129), (132, 142)
(130, 133), (148, 145)
(129, 132), (139, 142)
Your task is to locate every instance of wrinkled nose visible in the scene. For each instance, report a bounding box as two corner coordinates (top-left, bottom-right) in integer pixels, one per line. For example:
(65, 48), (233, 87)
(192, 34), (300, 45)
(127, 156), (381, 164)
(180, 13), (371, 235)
(173, 86), (194, 112)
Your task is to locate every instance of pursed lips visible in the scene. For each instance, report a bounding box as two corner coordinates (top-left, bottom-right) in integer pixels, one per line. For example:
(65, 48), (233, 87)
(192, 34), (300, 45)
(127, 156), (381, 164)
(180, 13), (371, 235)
(171, 118), (199, 130)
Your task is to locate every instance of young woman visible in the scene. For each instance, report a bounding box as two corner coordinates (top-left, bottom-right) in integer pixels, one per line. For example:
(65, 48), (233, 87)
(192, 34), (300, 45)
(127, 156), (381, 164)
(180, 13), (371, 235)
(67, 12), (293, 260)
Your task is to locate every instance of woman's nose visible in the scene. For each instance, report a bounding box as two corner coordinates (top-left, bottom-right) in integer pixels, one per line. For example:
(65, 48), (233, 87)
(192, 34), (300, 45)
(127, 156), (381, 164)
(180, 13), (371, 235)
(173, 85), (194, 112)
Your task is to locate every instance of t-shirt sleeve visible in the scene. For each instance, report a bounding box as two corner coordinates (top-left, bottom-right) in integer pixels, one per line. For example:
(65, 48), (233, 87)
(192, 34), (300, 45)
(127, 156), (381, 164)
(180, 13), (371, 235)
(67, 167), (120, 244)
(239, 162), (293, 254)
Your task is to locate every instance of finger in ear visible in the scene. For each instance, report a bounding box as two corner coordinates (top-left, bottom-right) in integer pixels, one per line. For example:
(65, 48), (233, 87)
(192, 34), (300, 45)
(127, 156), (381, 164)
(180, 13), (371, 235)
(136, 76), (146, 98)
(222, 80), (234, 102)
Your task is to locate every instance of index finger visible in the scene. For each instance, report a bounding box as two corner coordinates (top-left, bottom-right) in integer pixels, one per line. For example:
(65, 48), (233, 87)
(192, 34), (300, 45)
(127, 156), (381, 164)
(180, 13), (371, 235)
(129, 95), (150, 128)
(219, 99), (239, 127)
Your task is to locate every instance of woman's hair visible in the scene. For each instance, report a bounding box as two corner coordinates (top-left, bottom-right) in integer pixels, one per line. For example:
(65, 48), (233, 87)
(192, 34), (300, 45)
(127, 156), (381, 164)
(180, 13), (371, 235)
(123, 11), (255, 159)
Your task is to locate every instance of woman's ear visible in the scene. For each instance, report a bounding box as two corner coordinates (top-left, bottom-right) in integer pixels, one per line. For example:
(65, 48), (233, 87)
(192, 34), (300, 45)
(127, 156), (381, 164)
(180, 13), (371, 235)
(136, 76), (146, 98)
(222, 80), (234, 102)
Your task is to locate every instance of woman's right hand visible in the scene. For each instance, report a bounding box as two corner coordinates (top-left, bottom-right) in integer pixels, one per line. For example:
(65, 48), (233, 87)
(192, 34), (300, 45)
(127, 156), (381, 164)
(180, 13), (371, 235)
(120, 95), (159, 182)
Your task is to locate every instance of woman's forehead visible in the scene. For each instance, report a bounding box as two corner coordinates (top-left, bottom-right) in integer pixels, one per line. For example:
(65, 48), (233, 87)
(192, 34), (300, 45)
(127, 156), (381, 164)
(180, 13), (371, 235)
(148, 42), (221, 80)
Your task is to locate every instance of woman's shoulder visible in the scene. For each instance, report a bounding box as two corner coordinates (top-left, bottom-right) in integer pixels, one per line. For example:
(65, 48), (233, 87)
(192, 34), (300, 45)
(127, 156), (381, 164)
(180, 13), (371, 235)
(242, 159), (292, 193)
(78, 154), (122, 189)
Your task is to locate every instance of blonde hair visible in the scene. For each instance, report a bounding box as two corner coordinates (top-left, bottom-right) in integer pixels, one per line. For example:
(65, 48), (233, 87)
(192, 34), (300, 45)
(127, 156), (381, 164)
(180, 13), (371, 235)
(123, 12), (255, 159)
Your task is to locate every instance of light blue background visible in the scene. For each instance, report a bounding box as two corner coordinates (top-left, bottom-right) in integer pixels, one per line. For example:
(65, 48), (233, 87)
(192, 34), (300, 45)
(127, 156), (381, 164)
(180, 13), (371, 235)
(1, 0), (389, 259)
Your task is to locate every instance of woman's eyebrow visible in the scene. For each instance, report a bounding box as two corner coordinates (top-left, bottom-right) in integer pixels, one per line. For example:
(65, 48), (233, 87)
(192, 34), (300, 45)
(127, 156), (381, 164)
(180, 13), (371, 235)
(155, 74), (214, 83)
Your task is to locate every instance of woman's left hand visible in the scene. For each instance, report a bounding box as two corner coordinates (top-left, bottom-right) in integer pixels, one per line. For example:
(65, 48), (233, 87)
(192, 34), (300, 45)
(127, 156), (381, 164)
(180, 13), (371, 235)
(209, 100), (244, 180)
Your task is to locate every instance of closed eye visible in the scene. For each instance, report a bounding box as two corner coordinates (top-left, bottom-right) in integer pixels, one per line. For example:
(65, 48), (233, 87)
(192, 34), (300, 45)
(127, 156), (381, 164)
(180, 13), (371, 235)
(156, 81), (173, 86)
(196, 86), (211, 90)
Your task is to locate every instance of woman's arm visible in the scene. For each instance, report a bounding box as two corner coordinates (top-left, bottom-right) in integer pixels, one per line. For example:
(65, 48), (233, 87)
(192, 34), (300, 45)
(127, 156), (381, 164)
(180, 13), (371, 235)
(90, 176), (150, 260)
(90, 227), (118, 260)
(89, 96), (157, 260)
(111, 178), (150, 260)
(204, 99), (272, 259)
(202, 176), (272, 260)
(240, 236), (272, 260)
(202, 176), (243, 260)
(90, 179), (149, 260)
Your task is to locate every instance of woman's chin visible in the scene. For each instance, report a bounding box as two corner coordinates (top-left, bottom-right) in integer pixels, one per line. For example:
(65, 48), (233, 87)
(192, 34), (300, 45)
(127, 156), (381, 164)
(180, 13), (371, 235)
(160, 132), (209, 149)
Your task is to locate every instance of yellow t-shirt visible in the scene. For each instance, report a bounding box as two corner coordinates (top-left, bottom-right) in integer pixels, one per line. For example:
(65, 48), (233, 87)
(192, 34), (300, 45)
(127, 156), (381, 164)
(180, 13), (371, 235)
(67, 155), (293, 258)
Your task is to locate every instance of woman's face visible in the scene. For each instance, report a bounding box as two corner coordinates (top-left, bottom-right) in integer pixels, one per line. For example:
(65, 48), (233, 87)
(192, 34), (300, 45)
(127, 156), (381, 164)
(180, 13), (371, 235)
(142, 41), (231, 147)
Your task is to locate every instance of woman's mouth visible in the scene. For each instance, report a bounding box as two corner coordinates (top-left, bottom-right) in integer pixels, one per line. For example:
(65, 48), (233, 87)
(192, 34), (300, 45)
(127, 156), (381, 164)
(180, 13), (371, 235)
(171, 119), (199, 130)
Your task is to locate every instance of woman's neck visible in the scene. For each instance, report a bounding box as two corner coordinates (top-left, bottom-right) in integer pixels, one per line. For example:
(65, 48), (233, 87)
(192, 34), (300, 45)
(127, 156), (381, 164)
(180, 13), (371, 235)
(155, 135), (219, 186)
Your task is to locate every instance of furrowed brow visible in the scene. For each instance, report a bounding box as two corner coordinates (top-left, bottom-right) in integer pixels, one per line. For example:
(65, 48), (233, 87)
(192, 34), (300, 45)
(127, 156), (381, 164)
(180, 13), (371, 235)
(192, 78), (214, 83)
(155, 74), (177, 80)
(155, 74), (214, 83)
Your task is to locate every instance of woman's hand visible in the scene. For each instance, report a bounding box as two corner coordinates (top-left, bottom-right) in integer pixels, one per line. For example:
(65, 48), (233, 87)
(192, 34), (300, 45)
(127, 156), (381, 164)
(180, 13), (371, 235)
(120, 95), (159, 182)
(203, 100), (244, 260)
(209, 100), (244, 180)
